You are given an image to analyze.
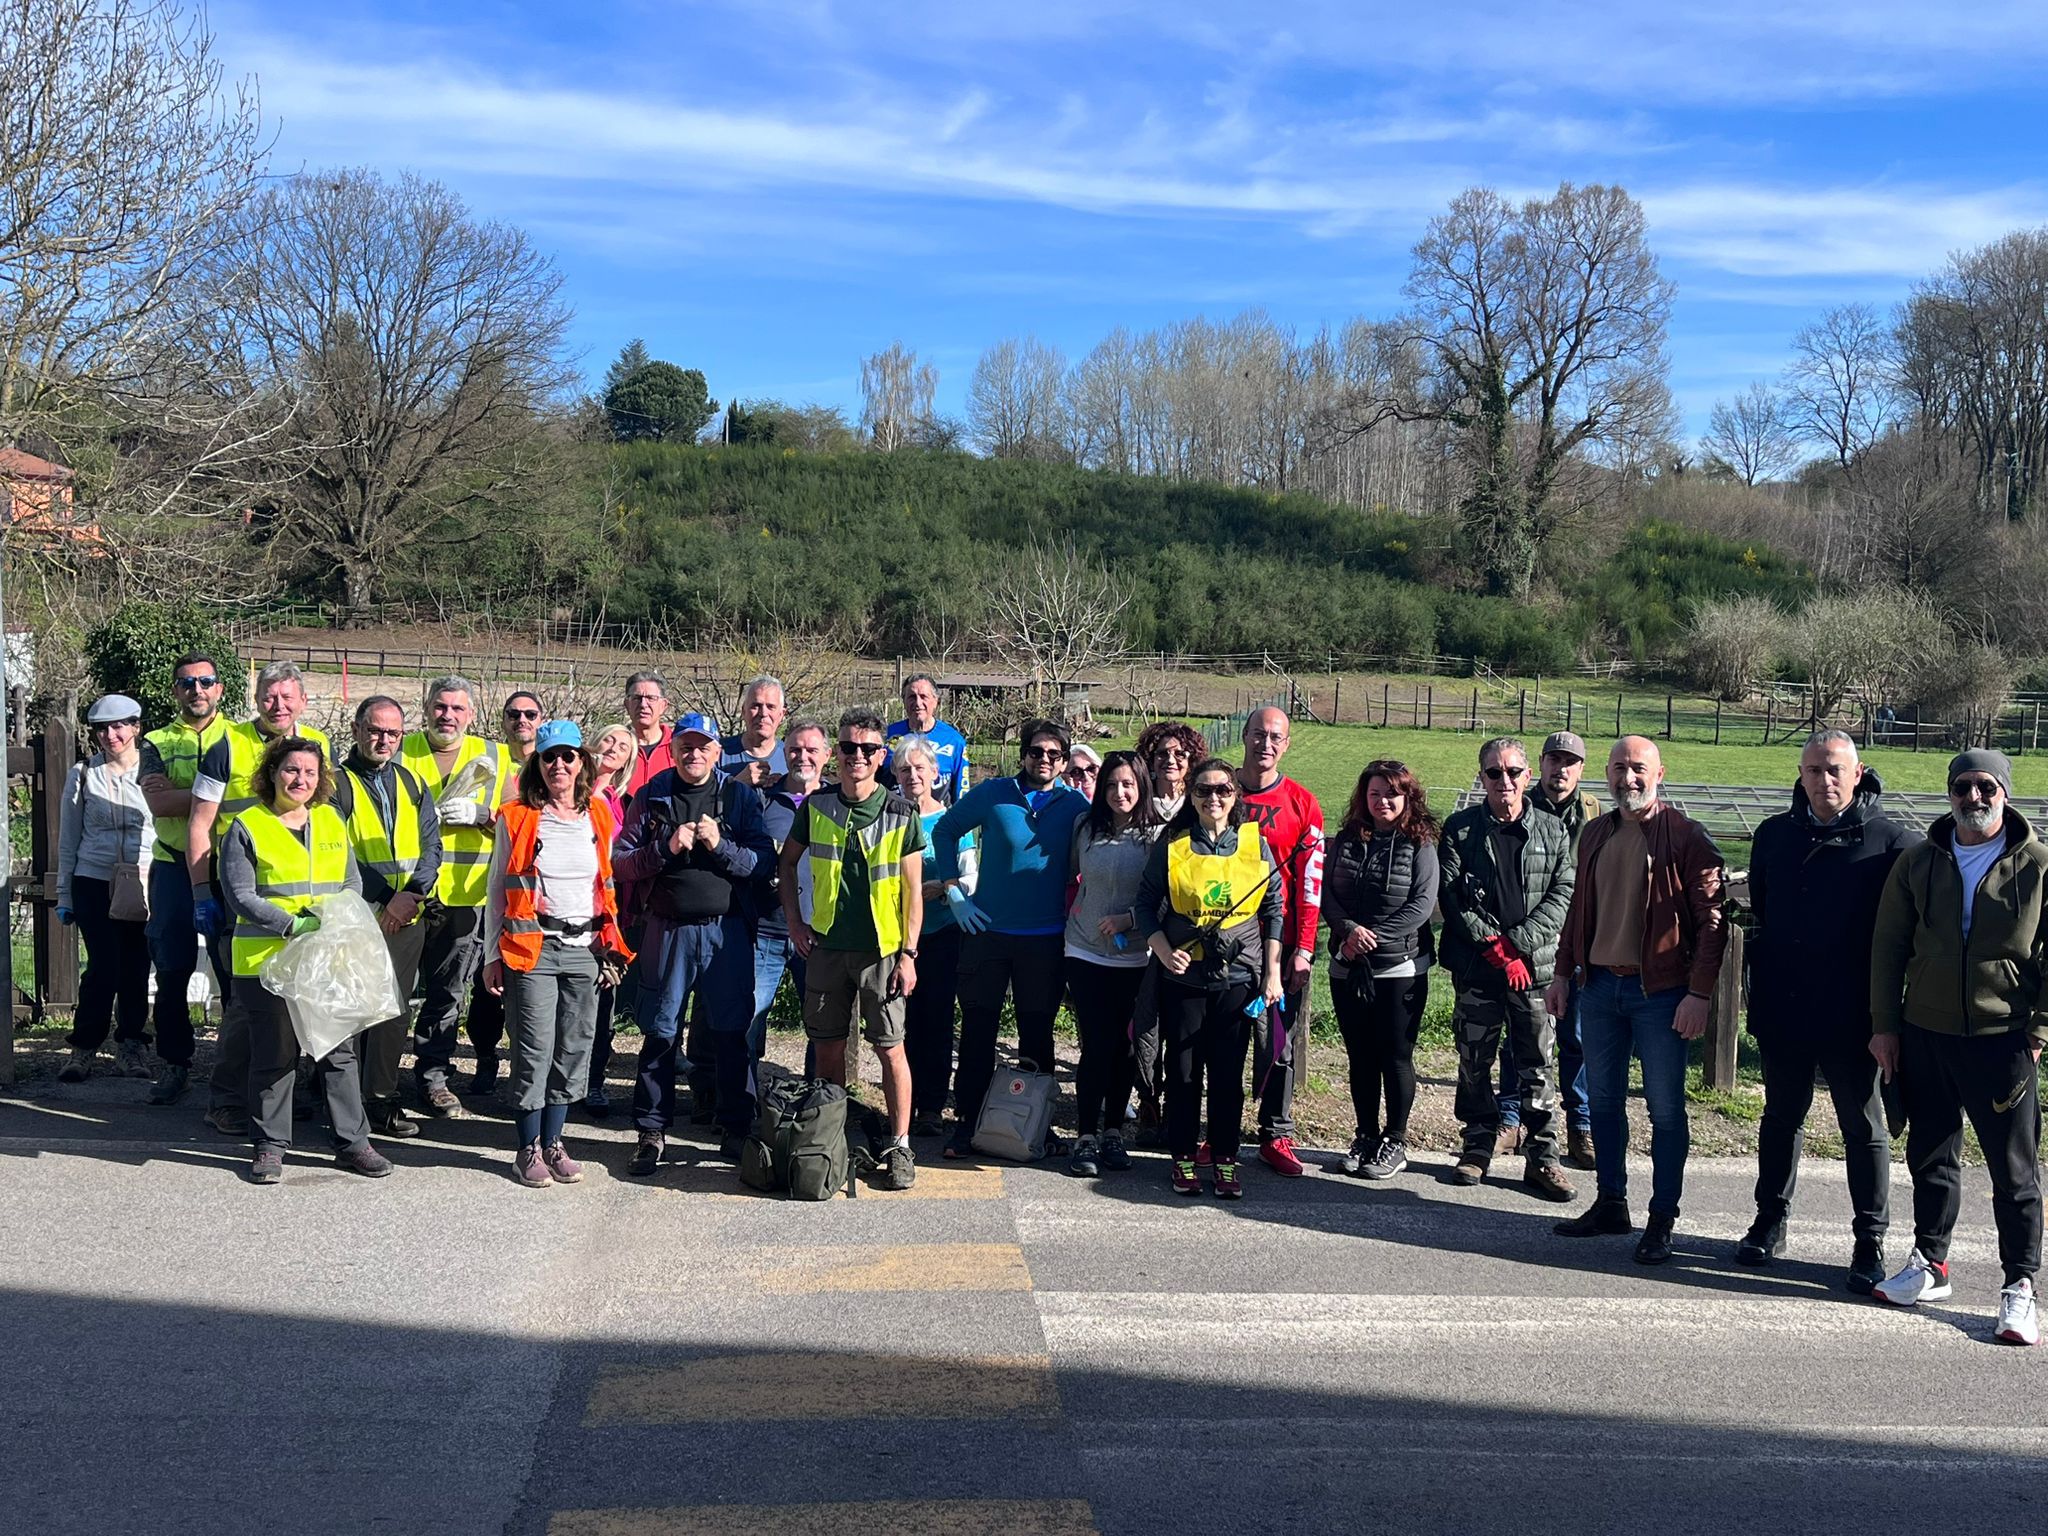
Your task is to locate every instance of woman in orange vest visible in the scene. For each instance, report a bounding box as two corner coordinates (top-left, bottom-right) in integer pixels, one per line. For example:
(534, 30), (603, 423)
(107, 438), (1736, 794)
(482, 720), (631, 1188)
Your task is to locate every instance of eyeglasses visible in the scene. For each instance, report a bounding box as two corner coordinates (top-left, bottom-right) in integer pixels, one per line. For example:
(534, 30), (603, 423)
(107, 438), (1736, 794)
(1950, 778), (2001, 799)
(363, 725), (403, 740)
(1152, 747), (1190, 760)
(627, 694), (663, 707)
(504, 708), (540, 721)
(541, 748), (581, 766)
(837, 740), (885, 757)
(1191, 783), (1236, 800)
(1023, 745), (1067, 760)
(173, 675), (219, 689)
(1246, 731), (1287, 744)
(1481, 766), (1527, 782)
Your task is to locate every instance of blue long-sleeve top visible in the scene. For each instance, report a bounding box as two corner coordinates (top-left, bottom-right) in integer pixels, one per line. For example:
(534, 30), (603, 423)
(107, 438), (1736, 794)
(930, 775), (1088, 936)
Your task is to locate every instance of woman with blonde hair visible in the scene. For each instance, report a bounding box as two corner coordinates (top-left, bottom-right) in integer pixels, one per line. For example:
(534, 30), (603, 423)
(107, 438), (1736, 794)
(581, 722), (640, 1116)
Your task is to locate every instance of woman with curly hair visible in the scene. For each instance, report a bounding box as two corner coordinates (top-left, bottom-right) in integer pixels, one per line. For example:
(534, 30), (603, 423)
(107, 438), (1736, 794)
(1136, 719), (1205, 820)
(1324, 759), (1440, 1180)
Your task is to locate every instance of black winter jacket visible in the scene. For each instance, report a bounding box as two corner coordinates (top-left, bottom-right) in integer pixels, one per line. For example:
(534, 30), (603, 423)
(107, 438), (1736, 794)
(1322, 826), (1438, 977)
(1746, 770), (1921, 1045)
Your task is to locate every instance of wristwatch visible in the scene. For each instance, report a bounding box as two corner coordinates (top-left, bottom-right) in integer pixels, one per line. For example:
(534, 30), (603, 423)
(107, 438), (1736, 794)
(901, 947), (919, 959)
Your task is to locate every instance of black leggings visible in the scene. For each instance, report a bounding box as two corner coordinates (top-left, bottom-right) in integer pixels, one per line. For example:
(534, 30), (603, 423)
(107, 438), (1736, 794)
(68, 875), (151, 1052)
(1159, 975), (1254, 1163)
(1067, 957), (1146, 1136)
(1334, 969), (1429, 1142)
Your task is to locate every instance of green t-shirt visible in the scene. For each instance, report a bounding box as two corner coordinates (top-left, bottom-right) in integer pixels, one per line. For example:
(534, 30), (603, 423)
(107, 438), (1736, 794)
(819, 789), (927, 952)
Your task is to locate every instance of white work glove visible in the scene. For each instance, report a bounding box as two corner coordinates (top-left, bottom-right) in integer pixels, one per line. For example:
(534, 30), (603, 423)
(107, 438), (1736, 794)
(438, 798), (482, 828)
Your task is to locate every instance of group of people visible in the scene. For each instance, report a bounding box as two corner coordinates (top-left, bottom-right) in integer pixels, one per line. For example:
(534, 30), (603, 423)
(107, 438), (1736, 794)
(51, 658), (2044, 1346)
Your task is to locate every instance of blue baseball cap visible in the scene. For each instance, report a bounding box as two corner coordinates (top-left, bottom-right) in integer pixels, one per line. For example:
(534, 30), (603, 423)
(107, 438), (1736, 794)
(535, 719), (584, 754)
(672, 711), (719, 743)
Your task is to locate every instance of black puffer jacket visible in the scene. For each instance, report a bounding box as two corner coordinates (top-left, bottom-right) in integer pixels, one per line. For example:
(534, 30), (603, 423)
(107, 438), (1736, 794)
(1322, 825), (1438, 977)
(1746, 769), (1922, 1046)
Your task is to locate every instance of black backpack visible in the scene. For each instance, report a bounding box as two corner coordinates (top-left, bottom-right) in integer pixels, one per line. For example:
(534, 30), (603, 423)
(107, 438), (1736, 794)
(739, 1068), (855, 1200)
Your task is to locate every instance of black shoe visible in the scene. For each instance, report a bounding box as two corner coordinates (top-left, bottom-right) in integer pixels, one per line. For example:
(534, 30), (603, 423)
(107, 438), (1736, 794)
(910, 1112), (945, 1138)
(628, 1133), (664, 1177)
(1097, 1132), (1132, 1171)
(205, 1105), (252, 1138)
(465, 1050), (500, 1096)
(688, 1103), (717, 1127)
(1634, 1213), (1676, 1266)
(1554, 1195), (1634, 1237)
(148, 1065), (190, 1105)
(372, 1108), (422, 1140)
(1736, 1216), (1786, 1267)
(583, 1083), (612, 1119)
(1846, 1239), (1887, 1295)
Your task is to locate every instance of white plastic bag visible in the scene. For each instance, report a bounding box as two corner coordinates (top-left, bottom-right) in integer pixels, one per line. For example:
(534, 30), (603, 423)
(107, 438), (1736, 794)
(259, 891), (405, 1059)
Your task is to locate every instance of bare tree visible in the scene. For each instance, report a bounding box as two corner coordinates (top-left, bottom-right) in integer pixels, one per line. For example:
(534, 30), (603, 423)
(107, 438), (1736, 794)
(213, 168), (574, 625)
(1348, 183), (1675, 597)
(967, 335), (1068, 459)
(1785, 586), (1950, 721)
(978, 539), (1134, 717)
(858, 342), (937, 452)
(1701, 382), (1801, 486)
(1683, 594), (1787, 700)
(1785, 303), (1895, 475)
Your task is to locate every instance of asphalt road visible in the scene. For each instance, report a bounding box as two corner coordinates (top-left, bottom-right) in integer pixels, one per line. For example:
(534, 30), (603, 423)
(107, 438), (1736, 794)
(4, 1089), (2043, 1536)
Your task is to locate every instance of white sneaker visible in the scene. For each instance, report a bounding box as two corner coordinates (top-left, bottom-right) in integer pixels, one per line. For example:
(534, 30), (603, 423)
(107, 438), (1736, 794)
(1872, 1248), (1953, 1306)
(1996, 1279), (2040, 1346)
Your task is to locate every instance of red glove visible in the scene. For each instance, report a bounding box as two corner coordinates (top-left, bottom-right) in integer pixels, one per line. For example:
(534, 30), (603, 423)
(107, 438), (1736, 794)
(1480, 936), (1514, 970)
(1502, 956), (1533, 992)
(1483, 935), (1533, 991)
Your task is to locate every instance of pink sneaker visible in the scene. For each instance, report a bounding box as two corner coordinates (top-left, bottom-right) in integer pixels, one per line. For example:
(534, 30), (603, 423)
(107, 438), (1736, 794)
(514, 1142), (553, 1188)
(542, 1141), (584, 1184)
(1259, 1136), (1305, 1178)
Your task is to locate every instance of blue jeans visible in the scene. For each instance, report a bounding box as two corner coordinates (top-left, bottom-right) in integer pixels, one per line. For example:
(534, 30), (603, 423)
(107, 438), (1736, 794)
(1578, 970), (1691, 1218)
(632, 913), (756, 1135)
(1499, 985), (1589, 1132)
(750, 927), (802, 1060)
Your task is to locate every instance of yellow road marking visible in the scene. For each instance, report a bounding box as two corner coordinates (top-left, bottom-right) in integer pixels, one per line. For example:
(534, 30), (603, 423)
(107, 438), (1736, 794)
(549, 1499), (1099, 1536)
(756, 1242), (1032, 1294)
(585, 1352), (1059, 1424)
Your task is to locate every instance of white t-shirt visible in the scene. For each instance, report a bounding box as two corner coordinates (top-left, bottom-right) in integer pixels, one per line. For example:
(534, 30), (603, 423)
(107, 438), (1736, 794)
(1953, 831), (2006, 938)
(483, 807), (600, 953)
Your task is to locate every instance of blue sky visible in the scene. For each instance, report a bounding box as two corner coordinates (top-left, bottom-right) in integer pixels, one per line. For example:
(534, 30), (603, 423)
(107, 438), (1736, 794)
(216, 0), (2048, 440)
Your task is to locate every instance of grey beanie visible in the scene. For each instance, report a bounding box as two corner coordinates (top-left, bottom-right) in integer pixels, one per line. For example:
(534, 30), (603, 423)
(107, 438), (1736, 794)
(1947, 748), (2013, 797)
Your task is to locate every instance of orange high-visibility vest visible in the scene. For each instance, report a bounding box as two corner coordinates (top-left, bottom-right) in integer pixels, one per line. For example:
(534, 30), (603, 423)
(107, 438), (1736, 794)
(496, 797), (633, 973)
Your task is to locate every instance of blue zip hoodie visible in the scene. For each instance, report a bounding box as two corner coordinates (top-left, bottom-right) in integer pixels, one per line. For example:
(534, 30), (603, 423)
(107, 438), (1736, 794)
(931, 775), (1087, 936)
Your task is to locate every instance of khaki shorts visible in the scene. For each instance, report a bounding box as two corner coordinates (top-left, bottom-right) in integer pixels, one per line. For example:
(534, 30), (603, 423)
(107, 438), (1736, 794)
(802, 945), (907, 1048)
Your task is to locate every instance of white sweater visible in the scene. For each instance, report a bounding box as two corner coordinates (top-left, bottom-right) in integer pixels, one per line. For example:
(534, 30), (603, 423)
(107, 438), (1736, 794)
(57, 755), (155, 905)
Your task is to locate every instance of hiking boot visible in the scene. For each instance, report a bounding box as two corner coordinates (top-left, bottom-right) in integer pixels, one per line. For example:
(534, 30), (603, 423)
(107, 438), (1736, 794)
(205, 1105), (251, 1138)
(1066, 1134), (1101, 1178)
(1524, 1159), (1575, 1203)
(57, 1049), (93, 1083)
(1633, 1213), (1676, 1266)
(910, 1111), (945, 1138)
(1259, 1135), (1305, 1178)
(248, 1146), (284, 1185)
(542, 1141), (584, 1184)
(336, 1143), (394, 1178)
(1873, 1248), (1952, 1307)
(1451, 1155), (1486, 1186)
(465, 1049), (500, 1096)
(1554, 1195), (1634, 1237)
(876, 1144), (916, 1191)
(1194, 1140), (1214, 1169)
(514, 1141), (554, 1188)
(1493, 1123), (1526, 1158)
(1097, 1131), (1131, 1171)
(1846, 1240), (1886, 1296)
(417, 1082), (460, 1118)
(1341, 1135), (1375, 1177)
(1996, 1278), (2040, 1346)
(371, 1107), (422, 1139)
(1213, 1160), (1244, 1199)
(1564, 1125), (1597, 1170)
(114, 1040), (153, 1078)
(628, 1132), (664, 1178)
(1365, 1138), (1407, 1180)
(148, 1065), (190, 1105)
(582, 1083), (613, 1119)
(1171, 1159), (1202, 1196)
(1736, 1216), (1787, 1267)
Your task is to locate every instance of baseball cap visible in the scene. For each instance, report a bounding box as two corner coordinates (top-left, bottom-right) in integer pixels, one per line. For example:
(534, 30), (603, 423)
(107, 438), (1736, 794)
(1541, 730), (1587, 763)
(535, 719), (584, 755)
(673, 711), (719, 743)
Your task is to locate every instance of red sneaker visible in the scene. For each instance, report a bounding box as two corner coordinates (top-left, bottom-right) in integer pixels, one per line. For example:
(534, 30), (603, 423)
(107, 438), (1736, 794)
(1259, 1136), (1305, 1178)
(1171, 1160), (1201, 1196)
(1194, 1141), (1214, 1168)
(1213, 1161), (1244, 1199)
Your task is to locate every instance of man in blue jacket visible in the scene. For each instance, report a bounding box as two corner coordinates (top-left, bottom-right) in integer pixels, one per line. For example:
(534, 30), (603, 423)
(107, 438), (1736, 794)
(929, 718), (1088, 1158)
(613, 712), (774, 1175)
(886, 674), (970, 804)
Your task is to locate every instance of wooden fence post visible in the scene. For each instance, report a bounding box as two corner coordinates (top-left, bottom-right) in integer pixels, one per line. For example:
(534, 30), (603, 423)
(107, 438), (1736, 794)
(1765, 695), (1774, 742)
(1532, 675), (1540, 709)
(1615, 692), (1624, 737)
(1470, 686), (1479, 731)
(1518, 689), (1527, 735)
(1714, 698), (1722, 745)
(1332, 677), (1342, 724)
(1566, 689), (1573, 735)
(1704, 925), (1744, 1092)
(34, 715), (78, 1013)
(1425, 685), (1433, 730)
(1665, 694), (1673, 739)
(1382, 682), (1390, 726)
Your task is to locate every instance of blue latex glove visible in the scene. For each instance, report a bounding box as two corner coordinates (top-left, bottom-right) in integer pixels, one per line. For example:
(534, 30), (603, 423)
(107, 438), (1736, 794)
(56, 905), (74, 926)
(1243, 994), (1267, 1021)
(288, 911), (322, 938)
(945, 886), (991, 934)
(193, 896), (225, 937)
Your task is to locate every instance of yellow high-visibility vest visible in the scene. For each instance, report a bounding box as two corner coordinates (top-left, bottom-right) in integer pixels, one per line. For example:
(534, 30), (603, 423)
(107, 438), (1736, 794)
(230, 803), (351, 977)
(399, 732), (502, 907)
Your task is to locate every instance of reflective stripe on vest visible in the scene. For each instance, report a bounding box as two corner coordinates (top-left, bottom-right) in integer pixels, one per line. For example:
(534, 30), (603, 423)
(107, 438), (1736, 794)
(1165, 824), (1266, 961)
(399, 732), (501, 908)
(341, 765), (424, 885)
(496, 798), (630, 973)
(144, 715), (228, 860)
(217, 720), (333, 836)
(804, 790), (914, 955)
(229, 804), (351, 977)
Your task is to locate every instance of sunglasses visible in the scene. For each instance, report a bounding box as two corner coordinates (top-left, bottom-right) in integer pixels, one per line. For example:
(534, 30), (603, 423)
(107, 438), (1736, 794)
(541, 748), (581, 766)
(1152, 747), (1190, 760)
(173, 675), (219, 689)
(504, 708), (540, 721)
(837, 740), (885, 757)
(1950, 779), (2001, 799)
(1482, 766), (1527, 782)
(1023, 744), (1067, 760)
(1191, 783), (1236, 799)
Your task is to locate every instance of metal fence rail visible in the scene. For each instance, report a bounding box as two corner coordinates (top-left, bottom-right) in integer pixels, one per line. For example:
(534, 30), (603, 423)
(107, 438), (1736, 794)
(1452, 782), (2048, 846)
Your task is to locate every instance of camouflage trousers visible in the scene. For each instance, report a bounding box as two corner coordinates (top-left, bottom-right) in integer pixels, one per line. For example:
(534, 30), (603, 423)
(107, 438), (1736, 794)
(1452, 981), (1559, 1164)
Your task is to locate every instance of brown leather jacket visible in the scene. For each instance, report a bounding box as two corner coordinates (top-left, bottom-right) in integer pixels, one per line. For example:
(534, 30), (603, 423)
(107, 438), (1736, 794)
(1557, 802), (1729, 997)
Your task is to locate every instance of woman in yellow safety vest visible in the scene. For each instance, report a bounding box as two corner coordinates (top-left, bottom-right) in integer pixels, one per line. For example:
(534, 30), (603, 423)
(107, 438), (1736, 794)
(217, 735), (391, 1186)
(1132, 756), (1284, 1200)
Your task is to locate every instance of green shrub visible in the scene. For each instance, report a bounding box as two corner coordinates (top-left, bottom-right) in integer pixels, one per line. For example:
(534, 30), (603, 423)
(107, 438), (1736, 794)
(83, 602), (245, 728)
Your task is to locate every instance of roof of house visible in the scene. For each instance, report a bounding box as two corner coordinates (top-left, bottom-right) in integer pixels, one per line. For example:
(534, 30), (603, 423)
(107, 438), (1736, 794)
(0, 448), (73, 482)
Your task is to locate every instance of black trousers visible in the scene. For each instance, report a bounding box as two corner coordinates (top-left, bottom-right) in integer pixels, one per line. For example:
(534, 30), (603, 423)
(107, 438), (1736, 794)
(1453, 979), (1558, 1164)
(236, 978), (369, 1152)
(952, 932), (1065, 1132)
(67, 875), (151, 1052)
(1754, 1030), (1890, 1242)
(465, 964), (505, 1060)
(1159, 975), (1255, 1163)
(1068, 957), (1146, 1136)
(409, 903), (485, 1091)
(904, 923), (964, 1117)
(1130, 965), (1164, 1114)
(1334, 969), (1430, 1143)
(1900, 1024), (2042, 1284)
(359, 919), (427, 1111)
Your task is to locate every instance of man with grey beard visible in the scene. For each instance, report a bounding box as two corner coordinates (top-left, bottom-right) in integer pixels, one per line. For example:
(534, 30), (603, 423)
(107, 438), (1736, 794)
(1550, 736), (1727, 1266)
